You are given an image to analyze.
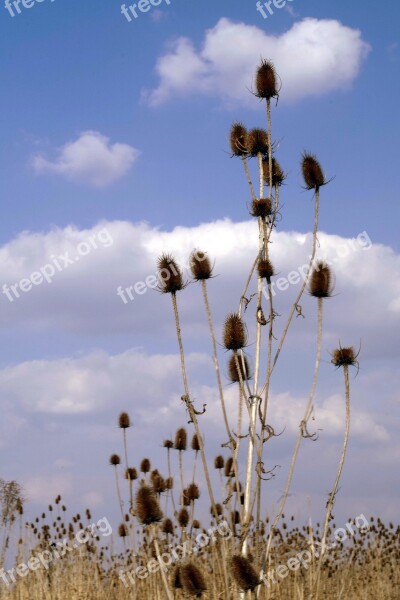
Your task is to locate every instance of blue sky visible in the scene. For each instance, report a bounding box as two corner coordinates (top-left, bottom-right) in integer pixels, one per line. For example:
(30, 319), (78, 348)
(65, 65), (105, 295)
(0, 0), (399, 531)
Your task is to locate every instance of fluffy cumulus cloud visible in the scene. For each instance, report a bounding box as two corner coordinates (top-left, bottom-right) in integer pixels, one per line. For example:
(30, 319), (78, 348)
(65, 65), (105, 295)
(32, 131), (139, 187)
(148, 17), (370, 106)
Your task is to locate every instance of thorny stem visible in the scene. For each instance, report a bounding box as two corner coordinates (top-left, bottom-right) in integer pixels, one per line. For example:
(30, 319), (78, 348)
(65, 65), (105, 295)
(242, 156), (256, 201)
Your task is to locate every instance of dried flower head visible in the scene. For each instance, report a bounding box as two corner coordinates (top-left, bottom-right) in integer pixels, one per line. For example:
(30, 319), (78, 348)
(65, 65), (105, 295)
(250, 197), (272, 218)
(118, 412), (131, 429)
(162, 518), (174, 535)
(157, 253), (185, 294)
(310, 262), (334, 298)
(210, 503), (223, 518)
(125, 467), (138, 481)
(257, 258), (275, 280)
(223, 313), (247, 351)
(178, 508), (190, 528)
(174, 427), (187, 451)
(192, 519), (201, 529)
(180, 563), (207, 597)
(214, 455), (225, 470)
(163, 439), (173, 449)
(228, 353), (251, 383)
(109, 454), (121, 466)
(230, 122), (248, 157)
(224, 456), (234, 478)
(190, 250), (213, 281)
(118, 523), (128, 537)
(302, 153), (326, 190)
(255, 59), (278, 99)
(191, 434), (201, 452)
(262, 157), (285, 187)
(187, 483), (200, 501)
(332, 346), (358, 368)
(135, 485), (163, 525)
(247, 128), (269, 157)
(172, 565), (182, 589)
(231, 555), (260, 591)
(140, 458), (151, 474)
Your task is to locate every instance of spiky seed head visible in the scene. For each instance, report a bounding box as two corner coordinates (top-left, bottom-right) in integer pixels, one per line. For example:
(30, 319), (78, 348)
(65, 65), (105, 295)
(180, 563), (207, 597)
(190, 250), (213, 281)
(191, 434), (201, 452)
(162, 518), (174, 535)
(210, 503), (223, 518)
(257, 258), (274, 280)
(187, 483), (200, 501)
(182, 489), (191, 506)
(224, 456), (234, 478)
(332, 347), (357, 368)
(109, 454), (121, 466)
(231, 555), (260, 591)
(214, 455), (225, 470)
(172, 566), (183, 589)
(250, 198), (272, 218)
(247, 128), (269, 157)
(302, 153), (326, 190)
(230, 122), (248, 157)
(255, 59), (278, 99)
(118, 412), (131, 429)
(165, 477), (174, 490)
(192, 519), (201, 529)
(118, 523), (128, 537)
(157, 253), (185, 294)
(151, 471), (167, 494)
(174, 427), (187, 451)
(223, 313), (247, 351)
(140, 458), (151, 474)
(178, 508), (190, 528)
(310, 262), (333, 298)
(135, 485), (163, 525)
(262, 157), (285, 187)
(163, 439), (173, 449)
(125, 467), (138, 481)
(231, 510), (240, 525)
(228, 353), (251, 383)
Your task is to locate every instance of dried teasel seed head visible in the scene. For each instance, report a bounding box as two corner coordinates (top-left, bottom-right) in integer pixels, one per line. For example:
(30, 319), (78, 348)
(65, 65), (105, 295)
(191, 434), (201, 452)
(187, 483), (200, 501)
(140, 458), (151, 474)
(332, 347), (357, 368)
(172, 566), (183, 589)
(262, 157), (285, 187)
(302, 153), (326, 190)
(190, 250), (213, 281)
(157, 253), (185, 294)
(125, 467), (138, 481)
(255, 59), (278, 99)
(228, 353), (251, 383)
(224, 456), (234, 478)
(182, 489), (191, 506)
(162, 518), (174, 535)
(135, 485), (163, 525)
(250, 198), (272, 218)
(230, 122), (248, 157)
(163, 439), (173, 449)
(257, 258), (275, 280)
(214, 455), (225, 470)
(118, 523), (128, 537)
(118, 412), (131, 429)
(192, 519), (201, 529)
(210, 503), (223, 518)
(231, 555), (260, 591)
(223, 314), (247, 351)
(178, 508), (190, 528)
(109, 454), (121, 466)
(247, 128), (269, 157)
(165, 477), (174, 490)
(174, 427), (187, 451)
(309, 262), (333, 298)
(180, 563), (207, 597)
(231, 510), (240, 525)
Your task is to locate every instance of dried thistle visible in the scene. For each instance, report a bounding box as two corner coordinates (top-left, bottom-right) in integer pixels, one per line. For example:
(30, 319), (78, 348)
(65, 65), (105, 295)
(214, 455), (225, 470)
(257, 258), (275, 280)
(135, 485), (163, 525)
(180, 563), (207, 597)
(174, 427), (187, 451)
(191, 434), (201, 452)
(190, 250), (213, 281)
(302, 153), (326, 190)
(125, 467), (138, 481)
(230, 122), (248, 157)
(247, 128), (269, 157)
(310, 262), (333, 298)
(332, 347), (358, 368)
(109, 454), (121, 466)
(157, 253), (185, 294)
(224, 456), (234, 478)
(250, 197), (272, 218)
(262, 157), (285, 186)
(223, 314), (247, 351)
(231, 555), (260, 591)
(178, 508), (190, 528)
(118, 412), (130, 429)
(140, 458), (151, 474)
(255, 59), (279, 99)
(228, 353), (251, 383)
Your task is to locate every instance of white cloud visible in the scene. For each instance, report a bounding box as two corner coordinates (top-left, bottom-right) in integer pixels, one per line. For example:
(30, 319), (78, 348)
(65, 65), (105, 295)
(148, 17), (370, 106)
(32, 131), (139, 187)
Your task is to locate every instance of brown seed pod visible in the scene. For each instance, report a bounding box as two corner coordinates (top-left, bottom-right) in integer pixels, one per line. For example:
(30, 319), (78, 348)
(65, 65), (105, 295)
(178, 508), (190, 528)
(118, 523), (128, 537)
(135, 485), (163, 525)
(231, 555), (260, 591)
(250, 198), (272, 218)
(257, 258), (274, 280)
(231, 510), (240, 525)
(228, 353), (251, 383)
(140, 458), (151, 474)
(172, 565), (183, 589)
(230, 122), (248, 157)
(210, 503), (223, 518)
(309, 262), (333, 298)
(223, 313), (247, 351)
(163, 439), (173, 449)
(109, 454), (121, 466)
(255, 59), (278, 99)
(332, 347), (358, 368)
(187, 483), (200, 501)
(118, 412), (131, 429)
(125, 467), (138, 481)
(162, 518), (174, 535)
(262, 157), (285, 187)
(174, 428), (187, 451)
(157, 253), (185, 294)
(191, 434), (201, 452)
(224, 456), (234, 478)
(214, 455), (225, 470)
(192, 519), (201, 529)
(165, 477), (174, 490)
(302, 153), (326, 190)
(190, 250), (213, 281)
(247, 128), (269, 157)
(180, 563), (207, 597)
